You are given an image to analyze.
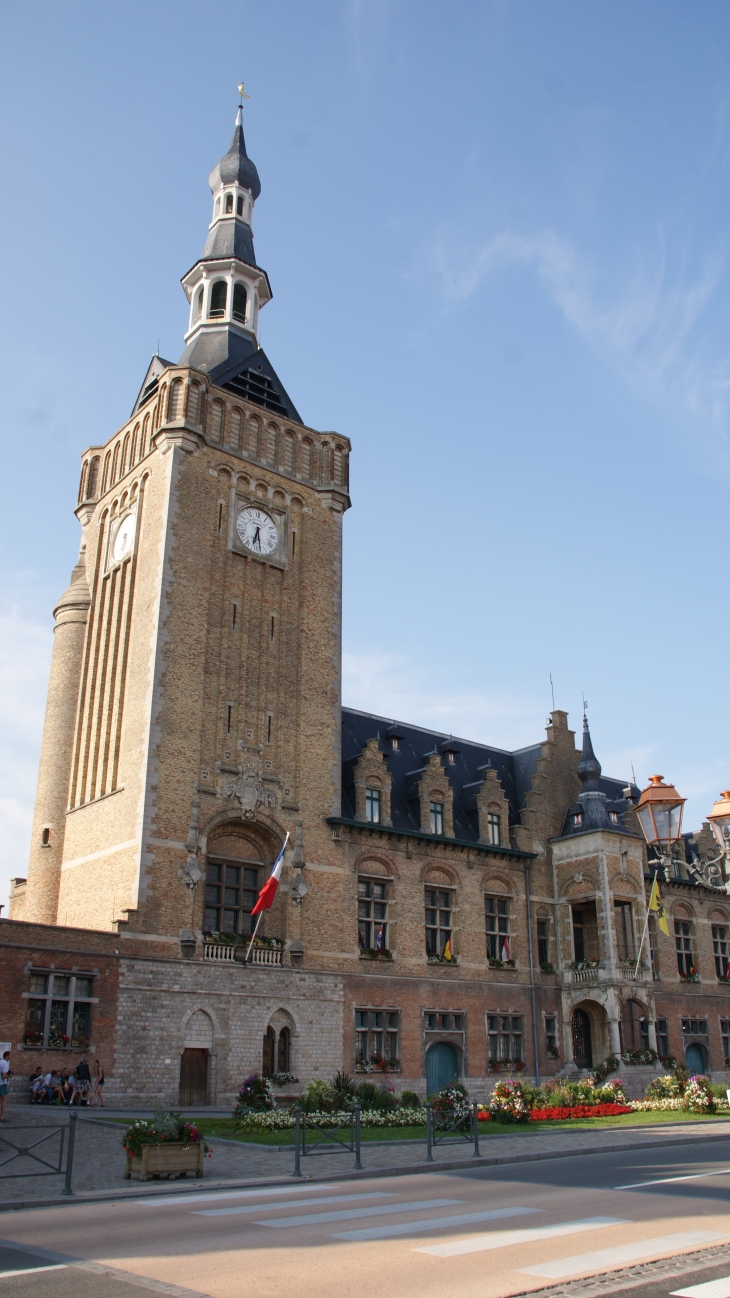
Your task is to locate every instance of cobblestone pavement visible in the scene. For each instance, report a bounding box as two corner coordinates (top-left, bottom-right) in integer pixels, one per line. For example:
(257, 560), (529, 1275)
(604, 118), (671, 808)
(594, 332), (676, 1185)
(2, 1105), (730, 1206)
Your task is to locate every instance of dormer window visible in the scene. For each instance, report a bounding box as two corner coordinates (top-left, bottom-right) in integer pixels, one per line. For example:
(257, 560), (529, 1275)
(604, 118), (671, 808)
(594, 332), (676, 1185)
(233, 283), (247, 324)
(209, 280), (227, 319)
(391, 737), (399, 750)
(237, 195), (244, 216)
(487, 813), (501, 846)
(447, 751), (455, 764)
(365, 788), (381, 824)
(225, 193), (233, 214)
(610, 811), (619, 825)
(430, 801), (445, 836)
(573, 812), (583, 828)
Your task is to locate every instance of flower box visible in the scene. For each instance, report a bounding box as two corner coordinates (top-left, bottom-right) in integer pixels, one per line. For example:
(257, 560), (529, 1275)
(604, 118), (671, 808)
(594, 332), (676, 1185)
(124, 1142), (205, 1182)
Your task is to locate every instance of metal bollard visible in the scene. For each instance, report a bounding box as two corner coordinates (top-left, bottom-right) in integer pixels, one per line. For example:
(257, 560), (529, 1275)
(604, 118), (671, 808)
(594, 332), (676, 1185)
(472, 1100), (481, 1157)
(353, 1102), (362, 1171)
(293, 1105), (302, 1178)
(62, 1112), (78, 1196)
(425, 1102), (434, 1162)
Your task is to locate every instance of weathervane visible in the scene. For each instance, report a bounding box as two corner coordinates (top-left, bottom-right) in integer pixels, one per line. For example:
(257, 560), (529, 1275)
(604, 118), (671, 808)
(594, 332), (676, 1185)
(238, 82), (250, 103)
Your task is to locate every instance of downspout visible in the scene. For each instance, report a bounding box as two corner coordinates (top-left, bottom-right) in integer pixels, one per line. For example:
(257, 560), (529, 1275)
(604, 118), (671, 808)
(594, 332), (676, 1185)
(525, 863), (540, 1086)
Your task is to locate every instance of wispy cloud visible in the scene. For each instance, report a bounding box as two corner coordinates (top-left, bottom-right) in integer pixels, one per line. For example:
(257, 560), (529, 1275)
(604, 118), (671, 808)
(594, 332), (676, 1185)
(0, 608), (52, 911)
(419, 219), (730, 466)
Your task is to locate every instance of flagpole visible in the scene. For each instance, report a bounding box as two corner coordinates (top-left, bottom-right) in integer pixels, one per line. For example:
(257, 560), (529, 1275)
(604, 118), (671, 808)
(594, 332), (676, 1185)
(245, 910), (265, 963)
(634, 875), (655, 979)
(245, 832), (289, 964)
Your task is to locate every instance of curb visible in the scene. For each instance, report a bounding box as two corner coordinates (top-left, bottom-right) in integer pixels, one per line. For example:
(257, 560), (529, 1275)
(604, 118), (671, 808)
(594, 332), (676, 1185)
(2, 1123), (730, 1212)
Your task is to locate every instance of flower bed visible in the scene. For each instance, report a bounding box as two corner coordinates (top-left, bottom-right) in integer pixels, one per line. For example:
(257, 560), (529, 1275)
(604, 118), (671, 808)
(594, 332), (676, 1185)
(529, 1103), (632, 1121)
(235, 1106), (428, 1133)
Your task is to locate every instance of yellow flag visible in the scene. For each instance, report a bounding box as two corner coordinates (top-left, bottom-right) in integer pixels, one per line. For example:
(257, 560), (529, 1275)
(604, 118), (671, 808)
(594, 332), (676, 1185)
(443, 938), (453, 961)
(648, 875), (669, 936)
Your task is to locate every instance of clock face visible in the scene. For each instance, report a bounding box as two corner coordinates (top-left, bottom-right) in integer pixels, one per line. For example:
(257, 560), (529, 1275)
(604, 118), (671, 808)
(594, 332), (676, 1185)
(237, 506), (279, 556)
(112, 513), (136, 562)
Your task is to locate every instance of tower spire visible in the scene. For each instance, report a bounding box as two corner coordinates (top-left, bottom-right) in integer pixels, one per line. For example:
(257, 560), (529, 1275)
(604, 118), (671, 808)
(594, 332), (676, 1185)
(178, 97), (271, 377)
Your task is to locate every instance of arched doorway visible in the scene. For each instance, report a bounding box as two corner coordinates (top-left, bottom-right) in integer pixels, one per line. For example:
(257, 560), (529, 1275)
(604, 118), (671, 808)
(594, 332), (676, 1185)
(685, 1042), (707, 1074)
(426, 1041), (458, 1095)
(572, 1008), (593, 1069)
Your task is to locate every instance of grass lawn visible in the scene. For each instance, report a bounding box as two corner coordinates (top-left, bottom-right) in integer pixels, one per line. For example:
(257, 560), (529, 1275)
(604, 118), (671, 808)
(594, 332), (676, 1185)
(182, 1109), (730, 1147)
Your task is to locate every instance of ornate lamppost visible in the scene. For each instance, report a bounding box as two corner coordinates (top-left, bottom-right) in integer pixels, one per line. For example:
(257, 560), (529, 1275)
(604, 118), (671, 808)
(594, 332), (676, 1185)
(635, 776), (730, 891)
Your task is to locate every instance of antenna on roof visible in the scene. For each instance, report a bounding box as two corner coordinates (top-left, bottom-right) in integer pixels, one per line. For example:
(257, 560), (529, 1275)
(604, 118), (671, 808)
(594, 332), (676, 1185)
(631, 761), (637, 788)
(550, 673), (555, 711)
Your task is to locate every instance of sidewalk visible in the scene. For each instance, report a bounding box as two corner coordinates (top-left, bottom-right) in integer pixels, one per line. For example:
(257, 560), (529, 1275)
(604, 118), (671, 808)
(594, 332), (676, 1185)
(2, 1105), (730, 1209)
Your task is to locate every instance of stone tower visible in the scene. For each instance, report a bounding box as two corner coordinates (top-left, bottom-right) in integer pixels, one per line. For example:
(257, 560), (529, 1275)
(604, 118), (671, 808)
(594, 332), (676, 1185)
(23, 108), (351, 945)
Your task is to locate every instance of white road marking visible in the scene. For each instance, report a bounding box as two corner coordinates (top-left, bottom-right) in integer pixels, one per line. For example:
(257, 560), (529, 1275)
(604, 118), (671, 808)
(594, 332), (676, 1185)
(196, 1191), (397, 1217)
(673, 1277), (730, 1298)
(616, 1169), (730, 1190)
(258, 1197), (464, 1228)
(518, 1230), (727, 1278)
(146, 1184), (334, 1207)
(0, 1265), (68, 1280)
(417, 1216), (626, 1258)
(334, 1206), (541, 1243)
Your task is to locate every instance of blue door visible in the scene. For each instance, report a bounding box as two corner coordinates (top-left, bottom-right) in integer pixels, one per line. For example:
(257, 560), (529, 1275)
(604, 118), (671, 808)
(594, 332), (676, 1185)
(426, 1042), (458, 1096)
(685, 1043), (706, 1075)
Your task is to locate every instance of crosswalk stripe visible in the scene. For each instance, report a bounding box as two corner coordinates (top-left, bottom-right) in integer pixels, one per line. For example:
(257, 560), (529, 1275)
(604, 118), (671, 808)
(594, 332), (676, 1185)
(333, 1205), (541, 1243)
(258, 1198), (464, 1228)
(417, 1215), (625, 1258)
(672, 1276), (730, 1298)
(615, 1169), (730, 1190)
(146, 1184), (334, 1208)
(195, 1192), (397, 1217)
(0, 1266), (68, 1280)
(518, 1230), (727, 1278)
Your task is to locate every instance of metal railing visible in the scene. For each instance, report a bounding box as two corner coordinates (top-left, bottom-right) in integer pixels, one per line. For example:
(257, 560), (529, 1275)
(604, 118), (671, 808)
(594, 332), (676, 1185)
(292, 1104), (362, 1176)
(0, 1112), (78, 1195)
(425, 1101), (481, 1162)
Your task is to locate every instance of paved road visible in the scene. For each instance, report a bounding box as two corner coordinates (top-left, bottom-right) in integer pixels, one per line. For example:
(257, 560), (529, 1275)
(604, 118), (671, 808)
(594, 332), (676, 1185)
(5, 1141), (730, 1298)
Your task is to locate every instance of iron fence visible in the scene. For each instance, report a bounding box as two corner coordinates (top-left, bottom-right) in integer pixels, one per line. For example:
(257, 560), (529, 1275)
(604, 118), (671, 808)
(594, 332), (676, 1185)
(0, 1112), (78, 1195)
(292, 1103), (362, 1176)
(425, 1100), (481, 1161)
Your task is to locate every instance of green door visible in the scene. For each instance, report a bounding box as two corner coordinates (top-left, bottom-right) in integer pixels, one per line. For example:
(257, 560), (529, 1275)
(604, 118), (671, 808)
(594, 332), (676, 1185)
(426, 1042), (458, 1096)
(685, 1043), (706, 1075)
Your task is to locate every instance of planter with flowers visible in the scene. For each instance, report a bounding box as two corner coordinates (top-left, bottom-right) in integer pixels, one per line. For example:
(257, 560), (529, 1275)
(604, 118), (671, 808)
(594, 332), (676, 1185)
(122, 1109), (210, 1181)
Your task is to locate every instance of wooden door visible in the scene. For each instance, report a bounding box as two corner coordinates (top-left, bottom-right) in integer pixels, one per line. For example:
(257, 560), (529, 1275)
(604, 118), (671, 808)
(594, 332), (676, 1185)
(179, 1048), (208, 1106)
(426, 1042), (458, 1096)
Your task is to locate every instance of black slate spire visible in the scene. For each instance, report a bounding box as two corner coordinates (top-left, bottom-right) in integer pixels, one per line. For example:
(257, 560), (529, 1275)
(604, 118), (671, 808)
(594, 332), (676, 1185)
(208, 107), (261, 199)
(577, 714), (602, 792)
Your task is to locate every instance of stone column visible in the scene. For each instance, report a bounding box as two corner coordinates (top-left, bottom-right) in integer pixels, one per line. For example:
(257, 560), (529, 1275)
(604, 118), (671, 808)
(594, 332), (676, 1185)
(24, 546), (91, 924)
(647, 1019), (658, 1052)
(608, 1016), (622, 1057)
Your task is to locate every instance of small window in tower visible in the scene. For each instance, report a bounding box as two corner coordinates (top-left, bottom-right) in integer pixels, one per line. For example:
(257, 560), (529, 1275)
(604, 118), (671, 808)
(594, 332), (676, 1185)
(225, 193), (233, 214)
(267, 715), (272, 743)
(227, 705), (232, 734)
(41, 828), (50, 846)
(194, 287), (203, 322)
(236, 195), (244, 216)
(233, 284), (247, 324)
(215, 197), (220, 216)
(209, 281), (227, 319)
(270, 616), (275, 642)
(232, 604), (237, 630)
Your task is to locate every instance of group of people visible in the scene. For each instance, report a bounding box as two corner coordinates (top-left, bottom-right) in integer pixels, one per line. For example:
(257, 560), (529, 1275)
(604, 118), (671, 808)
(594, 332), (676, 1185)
(28, 1057), (105, 1107)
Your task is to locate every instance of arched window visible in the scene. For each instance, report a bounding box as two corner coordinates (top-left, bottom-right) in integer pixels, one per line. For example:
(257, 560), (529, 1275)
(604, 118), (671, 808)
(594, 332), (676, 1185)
(277, 1027), (291, 1073)
(300, 438), (312, 478)
(283, 431), (295, 472)
(209, 400), (224, 443)
(101, 452), (111, 495)
(209, 281), (227, 319)
(194, 287), (203, 321)
(130, 424), (139, 465)
(111, 442), (120, 484)
(140, 415), (149, 458)
(232, 283), (247, 323)
(229, 408), (242, 450)
(263, 1025), (276, 1077)
(168, 378), (184, 421)
(121, 434), (130, 476)
(266, 424), (278, 466)
(78, 462), (88, 504)
(87, 456), (100, 499)
(248, 418), (259, 456)
(187, 382), (201, 424)
(333, 446), (343, 485)
(215, 197), (220, 216)
(236, 195), (244, 217)
(225, 193), (233, 214)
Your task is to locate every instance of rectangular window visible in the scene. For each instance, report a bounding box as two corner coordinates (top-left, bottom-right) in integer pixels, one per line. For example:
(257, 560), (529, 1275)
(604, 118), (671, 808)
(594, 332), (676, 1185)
(614, 901), (635, 962)
(424, 1012), (436, 1029)
(656, 1018), (669, 1058)
(721, 1020), (730, 1065)
(356, 1008), (398, 1067)
(545, 1015), (557, 1051)
(537, 919), (549, 966)
(424, 1011), (464, 1031)
(571, 902), (599, 962)
(71, 1002), (91, 1047)
(648, 915), (659, 978)
(425, 888), (452, 956)
(675, 920), (695, 977)
(29, 973), (48, 995)
(358, 877), (388, 951)
(713, 925), (729, 979)
(24, 970), (95, 1050)
(485, 897), (509, 960)
(365, 788), (381, 824)
(682, 1018), (708, 1035)
(49, 999), (68, 1044)
(204, 860), (260, 935)
(430, 801), (445, 836)
(487, 812), (501, 846)
(25, 999), (46, 1044)
(487, 1014), (523, 1063)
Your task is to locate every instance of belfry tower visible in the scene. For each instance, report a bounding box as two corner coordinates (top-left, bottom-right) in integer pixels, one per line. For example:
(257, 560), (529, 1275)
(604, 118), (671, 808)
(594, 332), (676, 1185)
(23, 108), (351, 946)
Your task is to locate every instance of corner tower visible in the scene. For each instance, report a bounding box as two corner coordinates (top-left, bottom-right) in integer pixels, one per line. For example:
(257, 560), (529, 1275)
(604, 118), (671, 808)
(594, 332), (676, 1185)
(23, 107), (351, 946)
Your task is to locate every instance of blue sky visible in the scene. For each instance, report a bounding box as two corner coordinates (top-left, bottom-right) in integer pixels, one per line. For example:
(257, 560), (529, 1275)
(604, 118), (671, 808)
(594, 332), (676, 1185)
(1, 1), (729, 909)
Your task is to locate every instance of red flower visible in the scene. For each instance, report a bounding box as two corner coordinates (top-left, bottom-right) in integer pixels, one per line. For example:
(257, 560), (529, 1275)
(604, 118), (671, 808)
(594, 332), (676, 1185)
(529, 1103), (632, 1121)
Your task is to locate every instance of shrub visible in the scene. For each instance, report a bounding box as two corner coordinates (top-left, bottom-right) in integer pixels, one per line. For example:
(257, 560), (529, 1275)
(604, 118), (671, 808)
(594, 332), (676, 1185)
(299, 1078), (336, 1113)
(489, 1079), (529, 1123)
(234, 1072), (276, 1117)
(355, 1081), (395, 1111)
(330, 1071), (357, 1109)
(683, 1075), (716, 1114)
(398, 1089), (421, 1108)
(591, 1055), (620, 1083)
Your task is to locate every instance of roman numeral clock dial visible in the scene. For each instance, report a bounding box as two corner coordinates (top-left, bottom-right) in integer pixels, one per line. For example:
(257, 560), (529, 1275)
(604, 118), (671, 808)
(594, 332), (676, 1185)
(236, 506), (279, 556)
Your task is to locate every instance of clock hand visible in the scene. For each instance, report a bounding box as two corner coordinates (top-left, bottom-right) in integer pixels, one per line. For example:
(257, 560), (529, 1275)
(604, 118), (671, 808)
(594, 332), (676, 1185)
(252, 526), (261, 550)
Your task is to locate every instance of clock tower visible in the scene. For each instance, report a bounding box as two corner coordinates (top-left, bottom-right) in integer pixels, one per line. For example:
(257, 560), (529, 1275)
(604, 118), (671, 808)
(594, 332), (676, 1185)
(23, 108), (351, 948)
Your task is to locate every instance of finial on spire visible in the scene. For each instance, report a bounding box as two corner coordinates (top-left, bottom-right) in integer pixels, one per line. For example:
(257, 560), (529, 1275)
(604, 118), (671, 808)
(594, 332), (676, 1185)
(238, 82), (250, 101)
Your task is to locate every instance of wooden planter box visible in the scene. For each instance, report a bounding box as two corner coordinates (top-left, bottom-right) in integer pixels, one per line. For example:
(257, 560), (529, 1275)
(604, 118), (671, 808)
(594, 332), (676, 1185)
(124, 1142), (205, 1181)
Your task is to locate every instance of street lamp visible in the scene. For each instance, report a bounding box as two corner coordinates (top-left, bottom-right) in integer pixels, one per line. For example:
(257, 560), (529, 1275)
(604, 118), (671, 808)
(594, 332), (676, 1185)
(708, 791), (730, 852)
(636, 776), (730, 891)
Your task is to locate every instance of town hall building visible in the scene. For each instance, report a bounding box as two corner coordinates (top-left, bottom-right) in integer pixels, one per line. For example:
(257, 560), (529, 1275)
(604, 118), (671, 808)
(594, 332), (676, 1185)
(3, 109), (730, 1107)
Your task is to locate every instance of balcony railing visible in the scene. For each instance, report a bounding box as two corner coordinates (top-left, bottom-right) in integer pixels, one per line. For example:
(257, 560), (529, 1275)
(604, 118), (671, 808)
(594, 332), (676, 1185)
(204, 942), (283, 967)
(562, 961), (649, 987)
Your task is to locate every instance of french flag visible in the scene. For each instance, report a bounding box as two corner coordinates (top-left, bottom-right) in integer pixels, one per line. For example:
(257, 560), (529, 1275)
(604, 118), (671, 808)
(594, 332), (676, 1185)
(501, 937), (510, 962)
(251, 833), (289, 915)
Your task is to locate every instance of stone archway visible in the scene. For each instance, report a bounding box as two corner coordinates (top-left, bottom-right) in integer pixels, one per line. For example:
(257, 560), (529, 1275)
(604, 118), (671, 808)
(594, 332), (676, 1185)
(570, 999), (610, 1070)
